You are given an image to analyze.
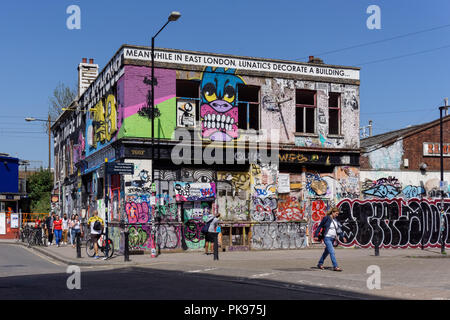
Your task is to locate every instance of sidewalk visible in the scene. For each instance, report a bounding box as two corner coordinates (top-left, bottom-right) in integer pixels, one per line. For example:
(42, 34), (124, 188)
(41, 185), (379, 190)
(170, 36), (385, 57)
(2, 239), (448, 267)
(3, 239), (450, 299)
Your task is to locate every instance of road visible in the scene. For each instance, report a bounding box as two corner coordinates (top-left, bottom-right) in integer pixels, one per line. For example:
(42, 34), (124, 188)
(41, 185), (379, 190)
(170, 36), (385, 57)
(0, 244), (382, 300)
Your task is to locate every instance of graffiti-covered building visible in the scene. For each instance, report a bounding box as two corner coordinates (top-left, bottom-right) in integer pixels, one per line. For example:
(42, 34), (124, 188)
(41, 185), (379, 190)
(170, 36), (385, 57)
(338, 116), (450, 249)
(53, 45), (361, 252)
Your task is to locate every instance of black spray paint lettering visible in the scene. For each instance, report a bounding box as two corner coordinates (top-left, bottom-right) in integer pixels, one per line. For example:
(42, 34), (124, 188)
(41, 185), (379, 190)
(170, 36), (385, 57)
(337, 199), (450, 248)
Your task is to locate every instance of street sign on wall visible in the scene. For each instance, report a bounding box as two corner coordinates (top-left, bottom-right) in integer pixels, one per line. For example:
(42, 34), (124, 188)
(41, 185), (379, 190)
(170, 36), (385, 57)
(105, 162), (135, 175)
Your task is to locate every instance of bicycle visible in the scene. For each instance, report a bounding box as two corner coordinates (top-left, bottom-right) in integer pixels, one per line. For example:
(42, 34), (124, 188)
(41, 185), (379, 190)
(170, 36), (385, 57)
(86, 232), (114, 259)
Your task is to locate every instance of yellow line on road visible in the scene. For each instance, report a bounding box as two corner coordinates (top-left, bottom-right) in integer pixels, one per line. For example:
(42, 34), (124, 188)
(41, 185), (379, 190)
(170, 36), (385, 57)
(23, 247), (63, 266)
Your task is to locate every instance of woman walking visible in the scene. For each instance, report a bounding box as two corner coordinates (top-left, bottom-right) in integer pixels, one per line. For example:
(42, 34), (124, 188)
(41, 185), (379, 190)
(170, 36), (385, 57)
(314, 207), (347, 271)
(53, 215), (63, 247)
(71, 214), (81, 248)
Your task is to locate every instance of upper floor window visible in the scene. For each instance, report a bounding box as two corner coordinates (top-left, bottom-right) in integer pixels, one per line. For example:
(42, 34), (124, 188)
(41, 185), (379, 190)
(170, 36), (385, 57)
(176, 80), (200, 127)
(295, 89), (316, 134)
(237, 85), (260, 131)
(328, 92), (341, 135)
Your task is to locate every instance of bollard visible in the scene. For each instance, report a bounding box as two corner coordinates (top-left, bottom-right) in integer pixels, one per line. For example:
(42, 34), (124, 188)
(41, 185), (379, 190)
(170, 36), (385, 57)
(213, 233), (219, 261)
(76, 232), (81, 258)
(374, 242), (379, 256)
(124, 231), (130, 262)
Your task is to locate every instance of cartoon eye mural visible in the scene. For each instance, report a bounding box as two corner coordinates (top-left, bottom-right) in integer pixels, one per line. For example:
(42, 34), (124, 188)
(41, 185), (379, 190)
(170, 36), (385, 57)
(200, 67), (245, 142)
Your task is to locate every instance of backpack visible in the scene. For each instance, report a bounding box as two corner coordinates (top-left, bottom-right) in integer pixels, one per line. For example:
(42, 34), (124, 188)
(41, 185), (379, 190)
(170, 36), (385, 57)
(93, 220), (102, 231)
(201, 218), (213, 235)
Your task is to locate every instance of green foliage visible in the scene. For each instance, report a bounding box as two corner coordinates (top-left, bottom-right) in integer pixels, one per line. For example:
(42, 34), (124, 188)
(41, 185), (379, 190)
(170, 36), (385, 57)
(27, 170), (53, 213)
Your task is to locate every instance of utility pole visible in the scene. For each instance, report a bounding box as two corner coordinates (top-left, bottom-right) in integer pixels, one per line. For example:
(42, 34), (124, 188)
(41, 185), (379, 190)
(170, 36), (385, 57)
(439, 98), (448, 254)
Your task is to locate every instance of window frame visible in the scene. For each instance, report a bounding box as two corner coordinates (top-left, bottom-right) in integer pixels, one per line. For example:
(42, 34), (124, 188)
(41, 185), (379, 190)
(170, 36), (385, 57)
(176, 79), (201, 127)
(328, 92), (341, 135)
(295, 89), (317, 134)
(237, 84), (260, 131)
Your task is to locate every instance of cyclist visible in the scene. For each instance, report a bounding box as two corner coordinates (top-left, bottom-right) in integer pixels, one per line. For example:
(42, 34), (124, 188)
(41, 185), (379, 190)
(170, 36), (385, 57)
(87, 210), (104, 259)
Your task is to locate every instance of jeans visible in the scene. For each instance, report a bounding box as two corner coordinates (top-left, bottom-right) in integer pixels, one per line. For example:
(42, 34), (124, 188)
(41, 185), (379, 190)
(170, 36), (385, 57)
(318, 237), (338, 268)
(71, 229), (80, 245)
(54, 229), (62, 245)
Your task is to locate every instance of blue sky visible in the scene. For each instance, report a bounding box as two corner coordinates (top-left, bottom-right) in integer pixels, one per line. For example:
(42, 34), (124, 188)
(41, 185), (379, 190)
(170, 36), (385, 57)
(1, 0), (450, 168)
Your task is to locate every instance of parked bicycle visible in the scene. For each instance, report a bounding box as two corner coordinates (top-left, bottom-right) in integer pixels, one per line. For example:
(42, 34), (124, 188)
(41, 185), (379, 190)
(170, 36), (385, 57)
(86, 232), (114, 259)
(26, 227), (47, 247)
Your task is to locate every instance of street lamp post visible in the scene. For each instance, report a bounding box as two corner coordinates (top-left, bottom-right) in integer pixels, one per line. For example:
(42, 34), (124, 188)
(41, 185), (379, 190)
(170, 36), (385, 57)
(25, 115), (53, 172)
(150, 11), (181, 257)
(439, 100), (448, 254)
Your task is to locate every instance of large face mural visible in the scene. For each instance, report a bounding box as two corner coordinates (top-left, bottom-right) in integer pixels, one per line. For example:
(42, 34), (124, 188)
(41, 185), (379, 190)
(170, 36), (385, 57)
(200, 67), (244, 142)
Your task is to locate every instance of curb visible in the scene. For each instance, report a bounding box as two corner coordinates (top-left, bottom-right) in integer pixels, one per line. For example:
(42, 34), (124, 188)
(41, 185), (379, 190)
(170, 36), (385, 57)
(0, 241), (139, 267)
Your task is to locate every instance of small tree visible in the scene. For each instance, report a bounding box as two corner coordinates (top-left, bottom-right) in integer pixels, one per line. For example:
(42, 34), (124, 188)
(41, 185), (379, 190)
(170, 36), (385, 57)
(27, 169), (53, 213)
(48, 82), (77, 121)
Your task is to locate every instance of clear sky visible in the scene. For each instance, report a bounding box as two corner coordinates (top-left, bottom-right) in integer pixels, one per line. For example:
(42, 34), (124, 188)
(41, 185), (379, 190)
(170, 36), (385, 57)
(1, 0), (450, 168)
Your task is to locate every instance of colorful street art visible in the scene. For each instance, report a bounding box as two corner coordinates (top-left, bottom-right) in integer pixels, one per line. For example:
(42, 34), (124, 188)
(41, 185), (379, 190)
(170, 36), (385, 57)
(200, 67), (244, 141)
(174, 182), (216, 202)
(86, 93), (118, 154)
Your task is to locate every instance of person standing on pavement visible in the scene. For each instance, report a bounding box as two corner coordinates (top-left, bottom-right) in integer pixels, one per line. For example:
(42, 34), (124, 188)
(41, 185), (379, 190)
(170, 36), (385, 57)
(71, 214), (81, 248)
(53, 215), (63, 247)
(87, 210), (104, 259)
(204, 213), (220, 255)
(62, 214), (69, 245)
(45, 212), (54, 246)
(314, 207), (347, 272)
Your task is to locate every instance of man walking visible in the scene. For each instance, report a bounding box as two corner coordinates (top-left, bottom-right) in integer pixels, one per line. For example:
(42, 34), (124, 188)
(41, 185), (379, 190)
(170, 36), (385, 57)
(87, 210), (104, 259)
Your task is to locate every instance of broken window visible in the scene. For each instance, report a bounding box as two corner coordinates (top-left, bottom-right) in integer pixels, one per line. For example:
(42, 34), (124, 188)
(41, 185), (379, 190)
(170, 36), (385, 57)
(328, 92), (341, 135)
(237, 85), (260, 130)
(295, 89), (316, 133)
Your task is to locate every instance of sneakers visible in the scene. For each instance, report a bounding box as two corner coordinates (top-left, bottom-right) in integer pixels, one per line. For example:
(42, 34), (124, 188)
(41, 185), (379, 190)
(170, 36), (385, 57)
(94, 256), (100, 259)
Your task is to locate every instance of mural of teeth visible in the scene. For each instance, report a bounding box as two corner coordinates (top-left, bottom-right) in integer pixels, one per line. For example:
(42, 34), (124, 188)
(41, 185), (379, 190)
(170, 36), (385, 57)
(221, 114), (226, 122)
(230, 118), (235, 124)
(212, 114), (216, 121)
(207, 121), (211, 128)
(226, 116), (230, 123)
(220, 122), (225, 129)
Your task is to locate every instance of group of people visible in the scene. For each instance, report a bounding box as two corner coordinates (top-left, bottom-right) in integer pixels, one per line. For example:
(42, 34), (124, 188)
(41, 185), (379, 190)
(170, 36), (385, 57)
(35, 212), (82, 247)
(34, 206), (347, 269)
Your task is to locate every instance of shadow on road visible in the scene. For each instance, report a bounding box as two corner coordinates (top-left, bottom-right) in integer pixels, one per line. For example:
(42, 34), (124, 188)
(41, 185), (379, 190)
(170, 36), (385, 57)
(0, 266), (391, 300)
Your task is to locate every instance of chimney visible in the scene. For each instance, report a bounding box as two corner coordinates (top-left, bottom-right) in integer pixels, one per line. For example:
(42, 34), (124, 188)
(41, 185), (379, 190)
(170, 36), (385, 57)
(308, 55), (324, 64)
(78, 57), (99, 97)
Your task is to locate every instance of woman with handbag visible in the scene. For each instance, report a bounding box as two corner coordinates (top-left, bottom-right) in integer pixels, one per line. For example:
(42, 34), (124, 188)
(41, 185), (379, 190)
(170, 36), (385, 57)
(313, 207), (347, 271)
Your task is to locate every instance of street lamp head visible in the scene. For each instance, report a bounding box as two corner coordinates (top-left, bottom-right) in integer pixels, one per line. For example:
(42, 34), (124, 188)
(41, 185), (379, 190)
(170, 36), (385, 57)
(168, 11), (181, 21)
(25, 117), (36, 122)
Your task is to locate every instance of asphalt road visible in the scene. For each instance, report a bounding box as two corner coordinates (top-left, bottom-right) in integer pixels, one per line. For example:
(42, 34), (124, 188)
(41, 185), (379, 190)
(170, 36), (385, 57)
(0, 244), (381, 301)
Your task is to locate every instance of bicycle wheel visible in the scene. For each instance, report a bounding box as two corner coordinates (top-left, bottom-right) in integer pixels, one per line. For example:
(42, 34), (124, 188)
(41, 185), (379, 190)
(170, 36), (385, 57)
(104, 239), (114, 259)
(85, 239), (96, 257)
